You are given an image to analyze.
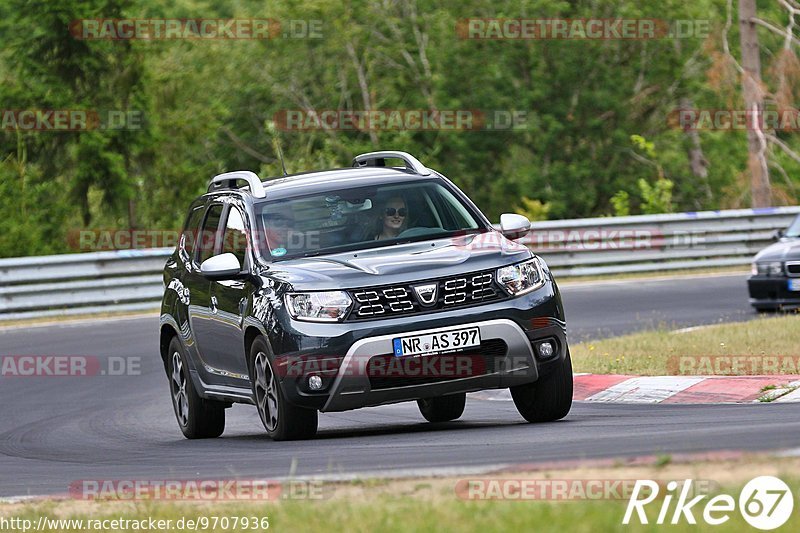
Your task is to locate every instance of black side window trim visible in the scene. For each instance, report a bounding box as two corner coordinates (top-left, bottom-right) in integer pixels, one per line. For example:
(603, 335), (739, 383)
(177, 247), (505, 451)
(180, 204), (206, 263)
(219, 204), (253, 272)
(194, 203), (225, 266)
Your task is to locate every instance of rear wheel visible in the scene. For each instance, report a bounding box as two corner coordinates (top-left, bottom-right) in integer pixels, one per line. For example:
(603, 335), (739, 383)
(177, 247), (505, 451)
(251, 337), (318, 441)
(417, 393), (466, 422)
(167, 337), (225, 439)
(510, 351), (573, 423)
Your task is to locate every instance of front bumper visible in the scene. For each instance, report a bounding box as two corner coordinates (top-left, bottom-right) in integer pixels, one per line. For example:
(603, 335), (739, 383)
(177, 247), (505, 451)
(321, 318), (563, 412)
(270, 281), (567, 411)
(747, 276), (800, 309)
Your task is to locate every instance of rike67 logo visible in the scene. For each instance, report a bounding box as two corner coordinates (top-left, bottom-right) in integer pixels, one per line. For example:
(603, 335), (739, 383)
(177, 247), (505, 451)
(623, 476), (794, 530)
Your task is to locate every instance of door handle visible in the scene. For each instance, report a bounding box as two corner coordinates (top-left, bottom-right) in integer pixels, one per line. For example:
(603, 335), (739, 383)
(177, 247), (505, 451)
(239, 298), (247, 327)
(210, 296), (218, 314)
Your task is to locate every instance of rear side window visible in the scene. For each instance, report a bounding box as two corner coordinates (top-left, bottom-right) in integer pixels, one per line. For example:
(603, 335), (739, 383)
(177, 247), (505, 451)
(221, 207), (249, 267)
(196, 204), (224, 264)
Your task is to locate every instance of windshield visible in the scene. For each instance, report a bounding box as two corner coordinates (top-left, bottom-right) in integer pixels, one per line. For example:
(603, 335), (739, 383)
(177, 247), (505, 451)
(786, 214), (800, 238)
(254, 180), (485, 259)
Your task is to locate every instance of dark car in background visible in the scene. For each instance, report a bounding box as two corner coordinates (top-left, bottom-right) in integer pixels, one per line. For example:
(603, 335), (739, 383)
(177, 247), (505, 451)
(748, 213), (800, 311)
(159, 151), (573, 441)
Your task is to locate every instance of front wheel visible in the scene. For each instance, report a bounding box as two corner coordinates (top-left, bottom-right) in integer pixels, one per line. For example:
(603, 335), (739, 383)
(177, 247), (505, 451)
(251, 338), (318, 441)
(510, 351), (573, 423)
(167, 337), (225, 439)
(417, 393), (466, 422)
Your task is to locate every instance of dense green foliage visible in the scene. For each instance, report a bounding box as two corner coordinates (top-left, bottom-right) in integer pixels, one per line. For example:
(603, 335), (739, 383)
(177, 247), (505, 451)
(1, 0), (799, 257)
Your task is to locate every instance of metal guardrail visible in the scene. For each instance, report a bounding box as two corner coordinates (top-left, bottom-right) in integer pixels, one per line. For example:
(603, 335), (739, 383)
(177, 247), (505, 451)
(1, 207), (798, 321)
(0, 250), (169, 321)
(527, 206), (800, 277)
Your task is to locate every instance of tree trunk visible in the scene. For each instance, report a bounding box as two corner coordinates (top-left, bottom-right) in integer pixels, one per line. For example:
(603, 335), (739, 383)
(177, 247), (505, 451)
(128, 199), (137, 231)
(680, 98), (711, 205)
(738, 0), (771, 207)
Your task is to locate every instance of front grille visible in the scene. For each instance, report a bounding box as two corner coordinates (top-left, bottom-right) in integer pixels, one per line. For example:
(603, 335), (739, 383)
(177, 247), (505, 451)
(367, 339), (508, 390)
(787, 262), (800, 276)
(348, 270), (503, 320)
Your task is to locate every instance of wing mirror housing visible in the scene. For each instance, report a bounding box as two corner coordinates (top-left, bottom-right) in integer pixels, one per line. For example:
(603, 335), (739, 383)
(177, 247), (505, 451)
(200, 253), (243, 280)
(499, 213), (531, 240)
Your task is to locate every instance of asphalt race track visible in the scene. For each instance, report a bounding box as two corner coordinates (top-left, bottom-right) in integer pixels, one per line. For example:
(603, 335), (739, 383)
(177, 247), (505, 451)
(560, 272), (755, 341)
(2, 273), (798, 498)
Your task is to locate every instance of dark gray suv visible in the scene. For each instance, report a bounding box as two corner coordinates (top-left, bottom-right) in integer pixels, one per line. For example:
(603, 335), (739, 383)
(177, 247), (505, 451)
(159, 151), (572, 440)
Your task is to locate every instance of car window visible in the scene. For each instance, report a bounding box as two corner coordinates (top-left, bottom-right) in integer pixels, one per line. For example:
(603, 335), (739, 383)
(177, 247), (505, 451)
(196, 204), (224, 264)
(180, 205), (205, 260)
(221, 207), (249, 267)
(786, 215), (800, 238)
(255, 180), (484, 259)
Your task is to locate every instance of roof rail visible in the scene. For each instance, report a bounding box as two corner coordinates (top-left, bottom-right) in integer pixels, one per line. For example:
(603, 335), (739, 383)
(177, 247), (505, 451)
(352, 151), (431, 176)
(208, 171), (266, 198)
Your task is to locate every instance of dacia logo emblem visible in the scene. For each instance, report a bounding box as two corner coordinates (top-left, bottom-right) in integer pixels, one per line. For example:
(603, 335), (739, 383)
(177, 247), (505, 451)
(413, 283), (438, 306)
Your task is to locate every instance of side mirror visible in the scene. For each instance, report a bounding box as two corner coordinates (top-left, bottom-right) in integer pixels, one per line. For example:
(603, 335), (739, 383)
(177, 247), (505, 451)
(773, 229), (786, 241)
(200, 253), (242, 280)
(499, 213), (531, 240)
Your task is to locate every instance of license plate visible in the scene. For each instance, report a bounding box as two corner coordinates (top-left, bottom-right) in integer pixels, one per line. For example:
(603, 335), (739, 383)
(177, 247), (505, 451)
(392, 327), (481, 357)
(789, 279), (800, 291)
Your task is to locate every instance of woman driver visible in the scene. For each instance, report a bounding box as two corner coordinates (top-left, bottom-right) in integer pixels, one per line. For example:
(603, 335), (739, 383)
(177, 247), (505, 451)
(374, 196), (407, 240)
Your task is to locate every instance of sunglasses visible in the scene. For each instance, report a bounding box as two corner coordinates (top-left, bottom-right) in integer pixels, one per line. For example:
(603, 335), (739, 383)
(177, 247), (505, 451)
(385, 207), (407, 217)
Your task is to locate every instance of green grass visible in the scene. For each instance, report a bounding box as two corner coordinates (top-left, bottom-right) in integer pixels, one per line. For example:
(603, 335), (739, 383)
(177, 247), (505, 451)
(5, 456), (800, 532)
(5, 475), (800, 533)
(572, 314), (800, 375)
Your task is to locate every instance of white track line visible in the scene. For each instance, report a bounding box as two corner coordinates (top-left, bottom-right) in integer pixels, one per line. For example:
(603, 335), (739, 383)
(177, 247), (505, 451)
(559, 271), (747, 288)
(773, 380), (800, 403)
(584, 376), (705, 403)
(0, 313), (157, 332)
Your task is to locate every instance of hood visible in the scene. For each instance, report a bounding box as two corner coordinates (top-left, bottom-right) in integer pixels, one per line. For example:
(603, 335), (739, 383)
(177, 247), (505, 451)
(753, 238), (800, 262)
(265, 231), (532, 290)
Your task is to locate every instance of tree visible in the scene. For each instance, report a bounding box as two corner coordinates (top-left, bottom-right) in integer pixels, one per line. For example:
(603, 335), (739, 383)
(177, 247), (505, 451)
(738, 0), (771, 206)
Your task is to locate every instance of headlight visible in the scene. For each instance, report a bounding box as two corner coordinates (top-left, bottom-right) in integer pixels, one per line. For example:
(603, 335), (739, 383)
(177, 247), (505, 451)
(285, 291), (353, 322)
(754, 262), (783, 276)
(496, 257), (546, 296)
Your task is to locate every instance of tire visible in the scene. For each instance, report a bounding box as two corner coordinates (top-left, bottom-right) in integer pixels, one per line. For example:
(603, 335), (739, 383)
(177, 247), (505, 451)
(417, 393), (466, 423)
(167, 337), (225, 439)
(250, 337), (318, 441)
(510, 350), (573, 423)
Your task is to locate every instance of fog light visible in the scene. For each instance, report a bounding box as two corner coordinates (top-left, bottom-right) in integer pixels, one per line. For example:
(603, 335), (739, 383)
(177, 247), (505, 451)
(537, 341), (554, 359)
(308, 374), (323, 391)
